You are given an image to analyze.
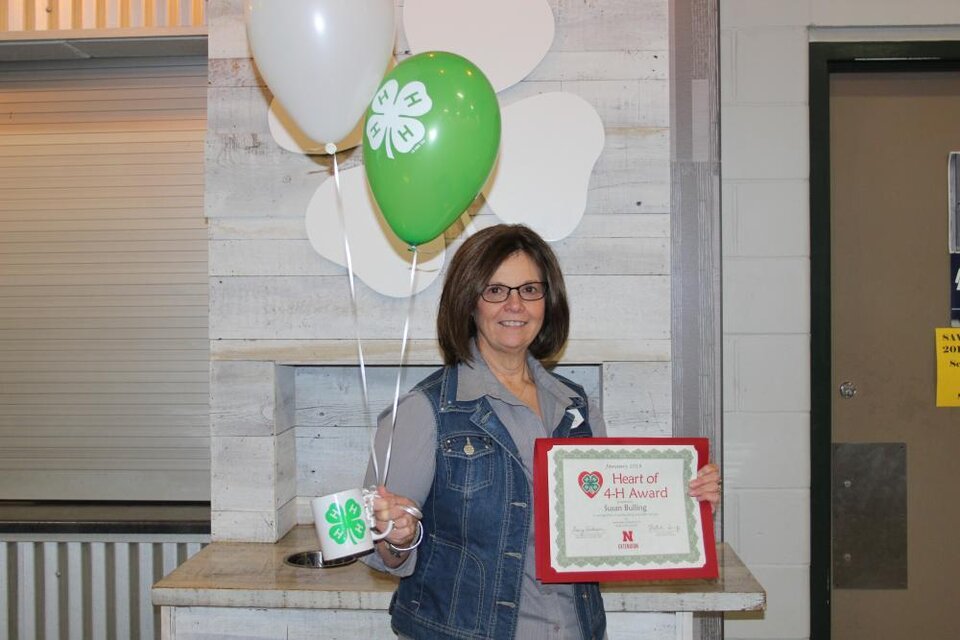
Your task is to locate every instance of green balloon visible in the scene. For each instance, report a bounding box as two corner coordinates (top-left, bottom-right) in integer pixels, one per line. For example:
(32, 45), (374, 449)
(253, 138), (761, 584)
(363, 51), (501, 246)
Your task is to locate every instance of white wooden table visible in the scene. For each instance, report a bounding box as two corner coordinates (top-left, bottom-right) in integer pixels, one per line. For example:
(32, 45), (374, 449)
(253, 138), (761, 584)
(153, 526), (765, 640)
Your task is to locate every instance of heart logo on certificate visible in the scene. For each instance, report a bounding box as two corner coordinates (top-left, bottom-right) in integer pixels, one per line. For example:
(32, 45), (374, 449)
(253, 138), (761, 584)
(577, 471), (603, 498)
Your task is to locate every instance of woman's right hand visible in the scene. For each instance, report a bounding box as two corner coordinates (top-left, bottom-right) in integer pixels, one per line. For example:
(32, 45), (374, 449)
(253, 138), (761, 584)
(372, 485), (422, 560)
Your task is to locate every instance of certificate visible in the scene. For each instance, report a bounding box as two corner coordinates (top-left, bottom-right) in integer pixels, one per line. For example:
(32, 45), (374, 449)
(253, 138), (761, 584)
(534, 437), (718, 583)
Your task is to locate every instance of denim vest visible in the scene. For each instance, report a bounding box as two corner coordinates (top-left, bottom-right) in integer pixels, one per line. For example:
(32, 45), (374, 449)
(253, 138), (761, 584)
(389, 365), (607, 640)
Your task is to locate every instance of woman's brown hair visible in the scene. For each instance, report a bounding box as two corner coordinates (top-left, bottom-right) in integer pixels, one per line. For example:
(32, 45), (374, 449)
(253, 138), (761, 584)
(437, 224), (569, 365)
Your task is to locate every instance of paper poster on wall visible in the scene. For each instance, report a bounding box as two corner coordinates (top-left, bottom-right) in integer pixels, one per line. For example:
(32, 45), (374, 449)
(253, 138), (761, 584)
(936, 328), (960, 407)
(951, 253), (960, 325)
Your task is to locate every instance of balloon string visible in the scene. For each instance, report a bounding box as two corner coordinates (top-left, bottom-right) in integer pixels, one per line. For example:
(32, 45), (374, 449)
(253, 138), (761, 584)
(374, 245), (419, 486)
(332, 151), (370, 423)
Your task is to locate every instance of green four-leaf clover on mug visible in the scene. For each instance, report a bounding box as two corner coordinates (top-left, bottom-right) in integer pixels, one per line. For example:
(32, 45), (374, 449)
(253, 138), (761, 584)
(325, 498), (367, 545)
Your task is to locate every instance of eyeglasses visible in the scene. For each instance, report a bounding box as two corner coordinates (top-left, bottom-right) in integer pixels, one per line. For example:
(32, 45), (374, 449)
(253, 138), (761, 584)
(480, 282), (547, 303)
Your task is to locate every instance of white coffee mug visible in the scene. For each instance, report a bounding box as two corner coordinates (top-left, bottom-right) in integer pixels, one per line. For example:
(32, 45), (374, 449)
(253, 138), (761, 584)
(311, 488), (393, 562)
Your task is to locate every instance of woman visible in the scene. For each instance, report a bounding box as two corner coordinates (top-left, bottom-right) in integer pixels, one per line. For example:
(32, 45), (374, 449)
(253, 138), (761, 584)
(363, 224), (720, 640)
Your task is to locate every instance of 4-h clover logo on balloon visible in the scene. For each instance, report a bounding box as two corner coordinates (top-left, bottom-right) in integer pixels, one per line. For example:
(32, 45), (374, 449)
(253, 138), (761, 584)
(365, 79), (433, 160)
(325, 498), (368, 545)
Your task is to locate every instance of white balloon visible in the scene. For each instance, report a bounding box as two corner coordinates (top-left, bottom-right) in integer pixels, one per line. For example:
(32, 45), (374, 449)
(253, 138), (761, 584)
(246, 0), (396, 146)
(267, 99), (362, 155)
(305, 167), (446, 298)
(482, 92), (605, 241)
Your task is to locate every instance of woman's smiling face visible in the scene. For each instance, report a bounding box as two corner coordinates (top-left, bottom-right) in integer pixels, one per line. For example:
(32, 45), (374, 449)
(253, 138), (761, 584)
(474, 251), (545, 360)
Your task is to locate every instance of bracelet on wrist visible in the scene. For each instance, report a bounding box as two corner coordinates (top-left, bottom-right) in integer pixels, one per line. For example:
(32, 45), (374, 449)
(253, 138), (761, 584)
(384, 520), (424, 554)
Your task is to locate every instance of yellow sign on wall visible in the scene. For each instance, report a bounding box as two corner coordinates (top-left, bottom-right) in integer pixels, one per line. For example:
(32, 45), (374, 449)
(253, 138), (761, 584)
(936, 328), (960, 407)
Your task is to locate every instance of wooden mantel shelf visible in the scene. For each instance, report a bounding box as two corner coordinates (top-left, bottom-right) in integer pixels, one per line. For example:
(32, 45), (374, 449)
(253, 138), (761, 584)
(209, 338), (671, 366)
(153, 525), (765, 614)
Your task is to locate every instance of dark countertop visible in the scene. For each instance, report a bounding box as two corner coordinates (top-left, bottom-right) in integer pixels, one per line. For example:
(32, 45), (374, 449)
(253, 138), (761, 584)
(0, 501), (210, 535)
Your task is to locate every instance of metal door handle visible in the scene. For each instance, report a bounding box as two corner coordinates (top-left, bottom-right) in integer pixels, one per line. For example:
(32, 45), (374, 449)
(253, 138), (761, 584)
(839, 381), (857, 399)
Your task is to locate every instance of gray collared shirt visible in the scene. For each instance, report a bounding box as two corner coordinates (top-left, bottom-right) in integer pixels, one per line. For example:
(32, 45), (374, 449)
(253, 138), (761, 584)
(363, 345), (606, 640)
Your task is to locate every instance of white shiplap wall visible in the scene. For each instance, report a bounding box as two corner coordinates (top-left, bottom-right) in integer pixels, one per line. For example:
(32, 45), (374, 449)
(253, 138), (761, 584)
(0, 56), (209, 500)
(294, 364), (603, 508)
(207, 0), (675, 544)
(199, 1), (709, 638)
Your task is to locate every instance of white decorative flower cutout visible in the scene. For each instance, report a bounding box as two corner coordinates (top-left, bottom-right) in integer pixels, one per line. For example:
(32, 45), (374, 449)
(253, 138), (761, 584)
(403, 0), (554, 92)
(482, 92), (605, 241)
(268, 98), (362, 155)
(305, 167), (445, 298)
(365, 79), (433, 160)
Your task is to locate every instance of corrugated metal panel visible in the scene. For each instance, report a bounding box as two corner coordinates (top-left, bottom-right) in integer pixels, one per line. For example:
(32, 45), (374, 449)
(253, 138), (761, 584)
(1, 535), (208, 640)
(0, 56), (209, 500)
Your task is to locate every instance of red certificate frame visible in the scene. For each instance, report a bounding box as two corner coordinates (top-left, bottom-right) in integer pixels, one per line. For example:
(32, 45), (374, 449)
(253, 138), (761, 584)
(534, 437), (718, 583)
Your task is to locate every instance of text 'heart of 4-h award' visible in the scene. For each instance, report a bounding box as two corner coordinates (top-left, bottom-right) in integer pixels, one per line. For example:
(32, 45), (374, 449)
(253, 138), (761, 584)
(533, 437), (718, 583)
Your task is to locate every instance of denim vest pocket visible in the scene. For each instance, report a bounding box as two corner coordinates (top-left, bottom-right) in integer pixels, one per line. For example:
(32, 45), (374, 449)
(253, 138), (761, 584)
(423, 535), (485, 633)
(439, 434), (495, 493)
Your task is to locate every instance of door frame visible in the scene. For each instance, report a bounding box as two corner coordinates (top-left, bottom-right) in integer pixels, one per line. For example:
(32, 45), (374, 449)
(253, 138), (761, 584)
(809, 40), (960, 640)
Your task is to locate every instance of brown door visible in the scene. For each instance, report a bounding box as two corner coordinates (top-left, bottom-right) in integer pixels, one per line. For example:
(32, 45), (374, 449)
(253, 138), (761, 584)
(830, 70), (960, 638)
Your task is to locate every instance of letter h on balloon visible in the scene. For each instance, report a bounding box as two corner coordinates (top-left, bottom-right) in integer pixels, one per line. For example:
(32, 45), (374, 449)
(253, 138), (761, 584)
(404, 92), (424, 108)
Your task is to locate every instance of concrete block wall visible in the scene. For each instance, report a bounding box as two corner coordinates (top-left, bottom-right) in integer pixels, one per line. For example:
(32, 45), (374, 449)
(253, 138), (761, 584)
(719, 1), (960, 638)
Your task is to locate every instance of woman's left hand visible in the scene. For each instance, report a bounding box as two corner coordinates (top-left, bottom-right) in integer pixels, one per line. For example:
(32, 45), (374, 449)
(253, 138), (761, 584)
(688, 463), (722, 512)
